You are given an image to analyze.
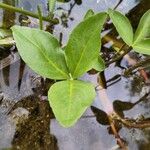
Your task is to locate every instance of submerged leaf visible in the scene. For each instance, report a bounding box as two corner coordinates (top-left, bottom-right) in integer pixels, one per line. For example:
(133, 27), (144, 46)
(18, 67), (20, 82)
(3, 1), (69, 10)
(91, 106), (109, 125)
(113, 100), (134, 111)
(108, 9), (133, 46)
(48, 80), (96, 127)
(133, 9), (150, 44)
(0, 37), (15, 46)
(11, 26), (69, 80)
(113, 100), (134, 117)
(133, 39), (150, 55)
(65, 12), (107, 78)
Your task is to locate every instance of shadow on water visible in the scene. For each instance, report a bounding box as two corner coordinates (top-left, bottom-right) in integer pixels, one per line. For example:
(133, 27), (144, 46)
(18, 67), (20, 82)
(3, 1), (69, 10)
(0, 0), (150, 150)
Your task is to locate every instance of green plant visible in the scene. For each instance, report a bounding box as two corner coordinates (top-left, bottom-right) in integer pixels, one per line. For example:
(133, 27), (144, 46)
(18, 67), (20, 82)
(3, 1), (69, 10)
(11, 9), (150, 127)
(108, 9), (150, 54)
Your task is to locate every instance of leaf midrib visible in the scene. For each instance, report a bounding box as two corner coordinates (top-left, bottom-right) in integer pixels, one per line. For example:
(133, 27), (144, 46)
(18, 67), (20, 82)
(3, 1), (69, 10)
(66, 81), (73, 123)
(72, 26), (101, 77)
(15, 30), (69, 78)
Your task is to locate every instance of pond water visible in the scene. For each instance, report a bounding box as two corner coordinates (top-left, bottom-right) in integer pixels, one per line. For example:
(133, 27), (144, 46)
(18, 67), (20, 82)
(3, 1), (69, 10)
(0, 0), (150, 150)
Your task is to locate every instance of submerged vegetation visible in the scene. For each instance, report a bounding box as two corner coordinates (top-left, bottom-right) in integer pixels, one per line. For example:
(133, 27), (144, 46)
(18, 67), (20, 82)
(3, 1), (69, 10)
(0, 0), (150, 149)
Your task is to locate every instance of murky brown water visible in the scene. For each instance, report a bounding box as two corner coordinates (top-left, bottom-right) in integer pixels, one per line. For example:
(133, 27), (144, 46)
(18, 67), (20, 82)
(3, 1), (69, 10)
(0, 0), (150, 150)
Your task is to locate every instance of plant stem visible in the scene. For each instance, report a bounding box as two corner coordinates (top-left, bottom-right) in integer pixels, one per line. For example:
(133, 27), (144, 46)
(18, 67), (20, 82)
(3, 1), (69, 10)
(2, 0), (16, 29)
(0, 2), (59, 24)
(68, 2), (76, 16)
(109, 116), (128, 150)
(106, 46), (132, 66)
(37, 5), (43, 30)
(113, 0), (123, 10)
(116, 113), (150, 129)
(124, 58), (150, 76)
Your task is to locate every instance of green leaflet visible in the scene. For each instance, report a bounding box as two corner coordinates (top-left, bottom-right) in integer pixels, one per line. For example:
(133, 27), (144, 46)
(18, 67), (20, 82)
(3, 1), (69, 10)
(133, 39), (150, 55)
(11, 26), (70, 80)
(65, 12), (107, 78)
(84, 9), (95, 20)
(92, 56), (105, 72)
(84, 10), (105, 72)
(48, 80), (96, 127)
(108, 9), (133, 46)
(133, 9), (150, 44)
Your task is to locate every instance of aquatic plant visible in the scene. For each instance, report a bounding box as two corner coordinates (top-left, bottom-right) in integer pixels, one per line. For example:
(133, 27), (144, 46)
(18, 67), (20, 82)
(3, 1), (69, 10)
(11, 8), (150, 128)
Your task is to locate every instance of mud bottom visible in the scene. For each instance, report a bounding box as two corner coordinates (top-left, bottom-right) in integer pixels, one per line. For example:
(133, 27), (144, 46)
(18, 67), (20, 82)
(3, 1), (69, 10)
(8, 95), (58, 150)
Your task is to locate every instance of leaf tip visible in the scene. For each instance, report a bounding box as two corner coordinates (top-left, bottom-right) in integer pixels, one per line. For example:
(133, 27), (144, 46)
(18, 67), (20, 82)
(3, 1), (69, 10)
(59, 120), (76, 128)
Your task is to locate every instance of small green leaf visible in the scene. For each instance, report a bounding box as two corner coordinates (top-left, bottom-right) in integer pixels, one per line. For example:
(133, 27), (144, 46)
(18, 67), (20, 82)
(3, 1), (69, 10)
(84, 9), (95, 20)
(65, 12), (107, 78)
(133, 9), (150, 44)
(92, 56), (105, 72)
(133, 39), (150, 55)
(108, 9), (133, 46)
(11, 26), (69, 80)
(48, 80), (96, 127)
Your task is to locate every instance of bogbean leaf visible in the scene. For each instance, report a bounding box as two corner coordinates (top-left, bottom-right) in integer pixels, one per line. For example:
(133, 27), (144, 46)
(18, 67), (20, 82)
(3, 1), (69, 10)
(133, 39), (150, 55)
(84, 11), (105, 72)
(65, 12), (107, 78)
(133, 9), (150, 44)
(48, 80), (96, 127)
(108, 9), (133, 46)
(92, 56), (105, 72)
(11, 26), (70, 80)
(84, 9), (95, 20)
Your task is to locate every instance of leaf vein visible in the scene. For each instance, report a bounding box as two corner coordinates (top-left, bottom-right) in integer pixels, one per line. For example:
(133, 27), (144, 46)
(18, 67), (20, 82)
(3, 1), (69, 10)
(72, 27), (100, 77)
(15, 30), (68, 78)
